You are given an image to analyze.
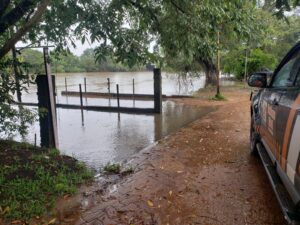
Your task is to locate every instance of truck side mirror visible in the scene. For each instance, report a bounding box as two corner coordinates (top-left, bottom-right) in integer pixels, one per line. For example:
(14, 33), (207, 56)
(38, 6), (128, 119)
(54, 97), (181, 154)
(248, 73), (267, 88)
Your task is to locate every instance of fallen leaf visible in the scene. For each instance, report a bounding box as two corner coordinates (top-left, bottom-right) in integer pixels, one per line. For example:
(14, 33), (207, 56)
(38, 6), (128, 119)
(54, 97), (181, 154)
(147, 200), (154, 207)
(11, 220), (22, 224)
(169, 191), (173, 196)
(48, 218), (56, 224)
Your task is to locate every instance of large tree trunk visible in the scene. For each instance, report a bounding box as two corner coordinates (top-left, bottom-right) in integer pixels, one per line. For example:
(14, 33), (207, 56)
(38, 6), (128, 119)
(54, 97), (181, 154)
(198, 58), (217, 86)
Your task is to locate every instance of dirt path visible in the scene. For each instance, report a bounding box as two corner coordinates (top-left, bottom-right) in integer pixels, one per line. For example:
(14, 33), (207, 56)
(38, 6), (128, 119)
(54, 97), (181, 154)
(72, 88), (285, 225)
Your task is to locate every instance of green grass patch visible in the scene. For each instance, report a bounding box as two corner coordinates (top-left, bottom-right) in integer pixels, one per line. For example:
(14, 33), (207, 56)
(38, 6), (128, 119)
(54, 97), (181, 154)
(211, 93), (227, 101)
(103, 162), (121, 174)
(0, 140), (93, 222)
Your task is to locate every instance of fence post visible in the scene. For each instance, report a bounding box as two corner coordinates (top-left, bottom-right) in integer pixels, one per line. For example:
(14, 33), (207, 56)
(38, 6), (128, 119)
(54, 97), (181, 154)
(133, 78), (135, 100)
(79, 84), (84, 126)
(116, 84), (120, 108)
(65, 77), (68, 92)
(36, 74), (57, 148)
(84, 77), (87, 93)
(107, 78), (110, 94)
(79, 84), (83, 108)
(154, 68), (162, 114)
(43, 47), (59, 148)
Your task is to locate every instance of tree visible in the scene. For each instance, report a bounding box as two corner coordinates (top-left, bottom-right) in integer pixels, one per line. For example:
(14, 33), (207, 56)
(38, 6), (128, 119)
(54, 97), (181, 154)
(0, 57), (36, 138)
(92, 0), (257, 98)
(223, 48), (277, 79)
(0, 0), (51, 58)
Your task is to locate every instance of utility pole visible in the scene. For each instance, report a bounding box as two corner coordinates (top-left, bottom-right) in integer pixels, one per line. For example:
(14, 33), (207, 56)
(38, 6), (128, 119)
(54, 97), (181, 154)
(244, 48), (248, 85)
(216, 31), (221, 96)
(12, 46), (22, 102)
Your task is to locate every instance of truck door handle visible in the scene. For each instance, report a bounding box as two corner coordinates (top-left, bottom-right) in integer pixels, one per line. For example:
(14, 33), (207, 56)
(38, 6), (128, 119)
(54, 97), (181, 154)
(272, 99), (279, 106)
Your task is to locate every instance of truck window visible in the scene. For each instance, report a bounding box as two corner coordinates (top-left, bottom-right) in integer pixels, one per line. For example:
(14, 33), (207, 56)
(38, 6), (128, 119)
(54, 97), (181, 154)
(273, 53), (300, 88)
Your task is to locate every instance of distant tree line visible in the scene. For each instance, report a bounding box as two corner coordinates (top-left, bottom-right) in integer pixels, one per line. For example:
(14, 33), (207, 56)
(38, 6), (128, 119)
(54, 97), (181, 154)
(20, 48), (145, 74)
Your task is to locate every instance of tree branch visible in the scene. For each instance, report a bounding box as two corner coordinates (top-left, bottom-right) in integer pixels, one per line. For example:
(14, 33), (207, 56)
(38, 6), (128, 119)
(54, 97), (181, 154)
(127, 0), (160, 31)
(0, 0), (51, 59)
(0, 0), (10, 18)
(170, 0), (186, 14)
(0, 0), (38, 35)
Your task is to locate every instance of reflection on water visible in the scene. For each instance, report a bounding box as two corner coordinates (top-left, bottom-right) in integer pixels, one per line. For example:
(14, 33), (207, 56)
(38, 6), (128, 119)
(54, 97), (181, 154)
(19, 71), (226, 168)
(24, 102), (214, 169)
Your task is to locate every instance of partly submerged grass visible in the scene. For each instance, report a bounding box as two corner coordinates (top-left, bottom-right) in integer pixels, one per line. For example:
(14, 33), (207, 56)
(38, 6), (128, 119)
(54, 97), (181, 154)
(103, 162), (121, 174)
(103, 162), (134, 175)
(0, 140), (93, 222)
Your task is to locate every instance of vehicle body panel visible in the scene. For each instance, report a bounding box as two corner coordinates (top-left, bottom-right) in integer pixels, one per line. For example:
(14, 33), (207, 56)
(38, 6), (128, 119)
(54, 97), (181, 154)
(251, 42), (300, 206)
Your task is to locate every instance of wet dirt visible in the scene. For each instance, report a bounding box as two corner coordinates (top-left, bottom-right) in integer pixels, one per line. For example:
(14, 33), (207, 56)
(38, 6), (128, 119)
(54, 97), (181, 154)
(57, 88), (286, 225)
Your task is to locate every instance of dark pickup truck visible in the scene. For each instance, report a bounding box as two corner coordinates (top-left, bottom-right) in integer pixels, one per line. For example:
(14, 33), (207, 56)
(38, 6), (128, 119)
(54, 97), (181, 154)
(249, 42), (300, 224)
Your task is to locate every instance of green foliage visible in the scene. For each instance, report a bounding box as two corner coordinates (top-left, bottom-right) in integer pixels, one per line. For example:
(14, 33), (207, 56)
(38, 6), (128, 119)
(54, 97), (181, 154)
(0, 140), (93, 222)
(0, 58), (36, 138)
(223, 48), (277, 80)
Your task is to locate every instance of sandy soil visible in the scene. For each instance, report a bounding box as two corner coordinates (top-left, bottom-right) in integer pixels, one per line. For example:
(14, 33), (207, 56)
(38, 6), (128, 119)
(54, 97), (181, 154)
(61, 87), (286, 225)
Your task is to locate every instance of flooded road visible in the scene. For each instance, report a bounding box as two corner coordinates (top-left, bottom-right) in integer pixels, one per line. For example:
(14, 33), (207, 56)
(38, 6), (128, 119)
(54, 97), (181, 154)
(68, 88), (285, 225)
(19, 71), (226, 169)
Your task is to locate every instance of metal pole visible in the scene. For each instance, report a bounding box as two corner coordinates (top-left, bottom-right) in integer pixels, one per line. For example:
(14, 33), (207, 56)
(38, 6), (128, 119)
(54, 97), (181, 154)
(84, 77), (87, 93)
(79, 84), (83, 108)
(65, 77), (68, 92)
(216, 31), (220, 96)
(133, 78), (135, 100)
(107, 78), (110, 94)
(244, 48), (248, 85)
(79, 84), (84, 126)
(43, 47), (59, 149)
(116, 84), (120, 108)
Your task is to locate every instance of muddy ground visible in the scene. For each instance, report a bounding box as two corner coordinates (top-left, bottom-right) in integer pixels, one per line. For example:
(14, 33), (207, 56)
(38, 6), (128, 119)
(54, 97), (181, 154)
(58, 87), (286, 225)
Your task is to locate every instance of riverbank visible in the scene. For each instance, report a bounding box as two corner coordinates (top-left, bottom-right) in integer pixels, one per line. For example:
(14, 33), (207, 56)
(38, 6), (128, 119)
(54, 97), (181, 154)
(51, 85), (285, 225)
(0, 141), (93, 224)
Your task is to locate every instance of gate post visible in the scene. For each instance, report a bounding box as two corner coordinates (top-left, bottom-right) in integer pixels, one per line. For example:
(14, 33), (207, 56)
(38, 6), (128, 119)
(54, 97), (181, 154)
(154, 68), (162, 114)
(36, 75), (58, 148)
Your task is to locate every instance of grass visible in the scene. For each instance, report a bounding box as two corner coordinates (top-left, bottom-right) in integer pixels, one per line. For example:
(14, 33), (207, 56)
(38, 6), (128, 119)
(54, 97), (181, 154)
(0, 140), (94, 223)
(211, 93), (227, 101)
(103, 162), (121, 174)
(103, 163), (134, 175)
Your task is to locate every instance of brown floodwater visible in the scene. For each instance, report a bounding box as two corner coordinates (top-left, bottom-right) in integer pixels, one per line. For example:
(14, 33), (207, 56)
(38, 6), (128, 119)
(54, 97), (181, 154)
(18, 71), (232, 169)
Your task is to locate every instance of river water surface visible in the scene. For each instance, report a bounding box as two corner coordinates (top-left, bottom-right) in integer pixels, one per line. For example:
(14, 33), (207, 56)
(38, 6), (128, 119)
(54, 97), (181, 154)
(20, 71), (231, 169)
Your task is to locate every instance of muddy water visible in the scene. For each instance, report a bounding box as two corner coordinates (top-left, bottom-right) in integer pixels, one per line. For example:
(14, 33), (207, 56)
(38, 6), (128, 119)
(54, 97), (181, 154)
(20, 71), (222, 169)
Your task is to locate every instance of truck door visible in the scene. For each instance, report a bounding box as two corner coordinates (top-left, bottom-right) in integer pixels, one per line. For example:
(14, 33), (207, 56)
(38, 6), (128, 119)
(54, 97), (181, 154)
(286, 73), (300, 193)
(272, 51), (300, 188)
(258, 88), (281, 161)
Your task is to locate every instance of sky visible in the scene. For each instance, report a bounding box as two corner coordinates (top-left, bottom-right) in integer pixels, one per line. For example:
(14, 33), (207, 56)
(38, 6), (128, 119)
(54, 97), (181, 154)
(16, 38), (99, 56)
(69, 39), (98, 56)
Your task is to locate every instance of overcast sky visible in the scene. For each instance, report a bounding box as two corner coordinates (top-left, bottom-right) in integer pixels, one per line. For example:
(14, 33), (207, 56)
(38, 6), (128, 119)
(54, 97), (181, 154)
(69, 39), (99, 56)
(16, 38), (99, 56)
